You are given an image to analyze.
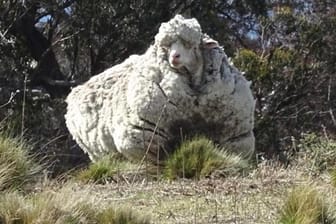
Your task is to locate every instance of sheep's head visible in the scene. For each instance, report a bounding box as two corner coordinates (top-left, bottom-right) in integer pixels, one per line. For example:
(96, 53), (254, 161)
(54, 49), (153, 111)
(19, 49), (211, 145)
(167, 38), (202, 71)
(155, 15), (203, 75)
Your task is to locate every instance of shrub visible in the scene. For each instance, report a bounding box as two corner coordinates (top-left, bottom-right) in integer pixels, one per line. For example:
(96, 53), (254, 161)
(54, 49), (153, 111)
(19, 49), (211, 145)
(278, 186), (334, 224)
(233, 48), (268, 81)
(0, 186), (151, 224)
(0, 133), (42, 190)
(297, 133), (336, 172)
(164, 136), (248, 180)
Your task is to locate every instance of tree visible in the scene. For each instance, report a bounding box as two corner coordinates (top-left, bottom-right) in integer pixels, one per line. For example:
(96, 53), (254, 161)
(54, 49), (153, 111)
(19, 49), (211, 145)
(234, 0), (336, 158)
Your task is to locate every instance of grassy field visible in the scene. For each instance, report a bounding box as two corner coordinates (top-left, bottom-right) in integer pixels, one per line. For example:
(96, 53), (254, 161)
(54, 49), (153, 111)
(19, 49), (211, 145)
(1, 134), (336, 223)
(64, 161), (334, 223)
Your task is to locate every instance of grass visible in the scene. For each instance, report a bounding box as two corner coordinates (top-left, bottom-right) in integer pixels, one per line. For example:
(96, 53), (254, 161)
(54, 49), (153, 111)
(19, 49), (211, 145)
(94, 207), (150, 224)
(331, 169), (336, 188)
(53, 161), (311, 224)
(0, 184), (151, 224)
(76, 136), (249, 183)
(278, 185), (334, 224)
(75, 153), (136, 184)
(2, 130), (336, 223)
(0, 133), (42, 190)
(164, 136), (249, 180)
(297, 133), (336, 172)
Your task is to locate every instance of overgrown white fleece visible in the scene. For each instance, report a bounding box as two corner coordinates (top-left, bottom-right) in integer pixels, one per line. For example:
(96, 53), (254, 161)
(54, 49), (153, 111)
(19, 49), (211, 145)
(65, 15), (255, 162)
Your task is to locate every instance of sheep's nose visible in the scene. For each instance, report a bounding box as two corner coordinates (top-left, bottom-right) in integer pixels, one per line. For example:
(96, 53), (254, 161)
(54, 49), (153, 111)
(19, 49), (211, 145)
(170, 50), (181, 67)
(172, 52), (180, 59)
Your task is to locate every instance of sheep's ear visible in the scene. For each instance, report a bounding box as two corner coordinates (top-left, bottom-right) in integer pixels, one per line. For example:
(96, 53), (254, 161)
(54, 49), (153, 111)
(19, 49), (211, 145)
(202, 35), (219, 49)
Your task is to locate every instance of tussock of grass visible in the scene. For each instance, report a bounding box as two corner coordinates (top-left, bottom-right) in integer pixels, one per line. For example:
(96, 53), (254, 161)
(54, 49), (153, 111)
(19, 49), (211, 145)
(297, 134), (336, 172)
(0, 133), (41, 190)
(76, 154), (135, 183)
(0, 185), (151, 224)
(94, 207), (150, 224)
(278, 186), (334, 224)
(164, 136), (248, 180)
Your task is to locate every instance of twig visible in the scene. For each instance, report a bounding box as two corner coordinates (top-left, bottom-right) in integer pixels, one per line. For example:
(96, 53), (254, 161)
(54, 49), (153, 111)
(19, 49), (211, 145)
(21, 73), (28, 139)
(321, 124), (329, 141)
(51, 30), (82, 47)
(327, 76), (336, 126)
(0, 31), (15, 44)
(40, 135), (67, 150)
(329, 109), (336, 127)
(0, 91), (18, 109)
(119, 174), (130, 185)
(327, 76), (331, 102)
(180, 127), (185, 179)
(131, 103), (167, 185)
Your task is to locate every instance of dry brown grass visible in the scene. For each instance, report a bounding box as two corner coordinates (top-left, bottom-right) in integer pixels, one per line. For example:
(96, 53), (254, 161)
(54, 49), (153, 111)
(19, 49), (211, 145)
(0, 182), (151, 224)
(1, 157), (336, 223)
(63, 160), (335, 224)
(278, 185), (334, 224)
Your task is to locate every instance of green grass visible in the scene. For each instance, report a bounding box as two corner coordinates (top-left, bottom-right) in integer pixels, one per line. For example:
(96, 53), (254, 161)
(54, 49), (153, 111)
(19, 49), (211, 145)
(278, 185), (334, 224)
(94, 207), (150, 224)
(164, 136), (248, 180)
(75, 153), (136, 183)
(0, 185), (151, 224)
(0, 133), (42, 190)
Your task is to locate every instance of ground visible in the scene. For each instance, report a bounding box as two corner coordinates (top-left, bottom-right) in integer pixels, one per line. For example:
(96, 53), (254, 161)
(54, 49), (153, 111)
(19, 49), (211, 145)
(2, 134), (335, 223)
(58, 161), (334, 224)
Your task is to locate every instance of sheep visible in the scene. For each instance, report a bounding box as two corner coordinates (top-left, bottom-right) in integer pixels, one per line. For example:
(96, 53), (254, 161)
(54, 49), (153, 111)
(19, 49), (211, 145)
(65, 14), (255, 163)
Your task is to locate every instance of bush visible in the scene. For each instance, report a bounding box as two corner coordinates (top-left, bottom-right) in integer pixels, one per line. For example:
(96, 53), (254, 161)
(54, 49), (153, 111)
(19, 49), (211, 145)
(297, 133), (336, 172)
(0, 133), (42, 190)
(278, 186), (333, 224)
(164, 136), (248, 180)
(0, 186), (151, 224)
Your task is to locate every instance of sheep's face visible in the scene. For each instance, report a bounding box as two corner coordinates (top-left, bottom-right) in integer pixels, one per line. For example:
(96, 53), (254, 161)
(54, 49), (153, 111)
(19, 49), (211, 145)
(166, 39), (202, 74)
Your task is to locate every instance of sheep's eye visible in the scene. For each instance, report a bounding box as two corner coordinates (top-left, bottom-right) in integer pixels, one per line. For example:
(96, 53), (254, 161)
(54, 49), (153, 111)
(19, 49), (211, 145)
(179, 39), (191, 49)
(183, 42), (192, 49)
(162, 45), (169, 51)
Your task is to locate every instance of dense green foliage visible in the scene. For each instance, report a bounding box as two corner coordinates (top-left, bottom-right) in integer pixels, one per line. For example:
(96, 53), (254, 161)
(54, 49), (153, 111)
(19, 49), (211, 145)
(233, 4), (336, 157)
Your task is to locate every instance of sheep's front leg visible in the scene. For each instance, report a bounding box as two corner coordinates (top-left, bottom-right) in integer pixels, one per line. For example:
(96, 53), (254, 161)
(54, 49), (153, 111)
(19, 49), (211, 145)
(112, 120), (168, 163)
